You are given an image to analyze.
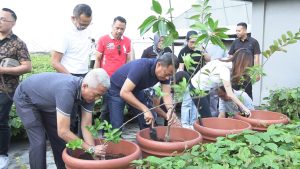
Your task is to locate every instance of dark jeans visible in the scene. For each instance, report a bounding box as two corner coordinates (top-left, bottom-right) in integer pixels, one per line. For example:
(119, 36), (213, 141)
(13, 88), (66, 169)
(192, 94), (212, 118)
(107, 89), (150, 130)
(0, 92), (13, 156)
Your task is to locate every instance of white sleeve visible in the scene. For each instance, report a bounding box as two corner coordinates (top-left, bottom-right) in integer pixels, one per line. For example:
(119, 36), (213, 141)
(52, 31), (68, 54)
(218, 66), (230, 81)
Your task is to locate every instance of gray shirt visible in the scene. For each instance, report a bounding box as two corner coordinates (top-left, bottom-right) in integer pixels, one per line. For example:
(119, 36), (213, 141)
(16, 72), (94, 116)
(218, 90), (254, 114)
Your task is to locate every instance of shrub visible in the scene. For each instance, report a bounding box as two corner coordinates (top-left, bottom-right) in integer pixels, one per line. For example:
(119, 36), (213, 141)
(262, 87), (300, 120)
(9, 53), (54, 138)
(133, 121), (300, 169)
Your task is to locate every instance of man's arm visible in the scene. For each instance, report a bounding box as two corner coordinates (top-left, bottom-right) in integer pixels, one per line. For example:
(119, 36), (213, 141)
(120, 78), (153, 124)
(51, 51), (70, 74)
(56, 112), (92, 151)
(0, 60), (31, 75)
(57, 110), (106, 156)
(161, 84), (178, 124)
(94, 52), (103, 68)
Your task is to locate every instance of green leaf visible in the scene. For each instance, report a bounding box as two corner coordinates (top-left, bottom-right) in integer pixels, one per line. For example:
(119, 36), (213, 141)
(188, 14), (200, 20)
(281, 34), (287, 43)
(253, 145), (265, 153)
(66, 139), (83, 150)
(207, 18), (215, 30)
(140, 19), (159, 36)
(166, 7), (174, 15)
(287, 31), (293, 38)
(244, 134), (261, 144)
(138, 15), (156, 29)
(265, 143), (278, 152)
(151, 0), (162, 15)
(158, 20), (168, 36)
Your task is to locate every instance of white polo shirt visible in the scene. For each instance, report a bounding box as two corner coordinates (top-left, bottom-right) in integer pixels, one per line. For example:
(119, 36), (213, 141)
(53, 24), (92, 74)
(191, 59), (232, 91)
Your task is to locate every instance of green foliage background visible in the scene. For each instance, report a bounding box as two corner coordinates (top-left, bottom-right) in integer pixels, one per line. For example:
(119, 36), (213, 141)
(9, 53), (55, 138)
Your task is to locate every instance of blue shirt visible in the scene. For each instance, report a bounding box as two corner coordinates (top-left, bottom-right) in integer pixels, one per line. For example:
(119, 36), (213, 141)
(110, 58), (169, 95)
(15, 72), (94, 116)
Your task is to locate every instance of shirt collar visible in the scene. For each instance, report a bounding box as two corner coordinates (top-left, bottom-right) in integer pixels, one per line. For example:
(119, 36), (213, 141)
(109, 33), (123, 40)
(77, 78), (84, 101)
(151, 59), (158, 77)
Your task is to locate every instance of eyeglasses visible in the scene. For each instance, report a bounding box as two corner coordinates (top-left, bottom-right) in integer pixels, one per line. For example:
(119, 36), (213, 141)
(0, 17), (14, 23)
(117, 45), (121, 55)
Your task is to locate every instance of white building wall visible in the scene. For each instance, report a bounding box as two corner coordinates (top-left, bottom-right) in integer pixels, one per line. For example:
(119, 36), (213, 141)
(252, 0), (300, 105)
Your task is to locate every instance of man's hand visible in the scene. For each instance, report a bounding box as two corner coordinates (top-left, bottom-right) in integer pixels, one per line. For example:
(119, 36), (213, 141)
(218, 112), (226, 118)
(144, 110), (154, 125)
(94, 145), (107, 156)
(241, 107), (252, 118)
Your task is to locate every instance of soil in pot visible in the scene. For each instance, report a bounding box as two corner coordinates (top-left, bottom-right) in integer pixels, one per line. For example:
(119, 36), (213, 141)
(235, 110), (289, 131)
(136, 126), (202, 158)
(62, 139), (141, 169)
(193, 117), (252, 143)
(67, 149), (126, 160)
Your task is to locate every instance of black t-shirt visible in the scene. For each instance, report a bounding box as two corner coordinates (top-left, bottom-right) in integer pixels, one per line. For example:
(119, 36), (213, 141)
(228, 36), (261, 57)
(178, 45), (205, 76)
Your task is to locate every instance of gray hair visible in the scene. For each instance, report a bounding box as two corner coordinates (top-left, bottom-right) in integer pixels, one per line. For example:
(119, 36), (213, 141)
(83, 68), (110, 89)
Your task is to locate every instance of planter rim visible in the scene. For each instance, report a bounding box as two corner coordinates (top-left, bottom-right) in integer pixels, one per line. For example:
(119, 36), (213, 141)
(136, 126), (202, 156)
(235, 110), (289, 131)
(62, 139), (141, 169)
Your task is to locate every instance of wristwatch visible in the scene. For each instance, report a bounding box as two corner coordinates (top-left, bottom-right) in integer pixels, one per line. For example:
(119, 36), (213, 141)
(87, 146), (95, 154)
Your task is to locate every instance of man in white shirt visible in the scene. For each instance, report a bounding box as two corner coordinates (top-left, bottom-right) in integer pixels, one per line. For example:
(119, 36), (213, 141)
(51, 4), (93, 77)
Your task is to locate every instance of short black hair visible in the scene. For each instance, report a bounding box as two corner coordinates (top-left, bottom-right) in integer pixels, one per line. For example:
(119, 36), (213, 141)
(73, 4), (92, 18)
(237, 22), (247, 29)
(175, 71), (190, 83)
(157, 52), (179, 69)
(113, 16), (127, 25)
(2, 8), (17, 21)
(186, 30), (198, 41)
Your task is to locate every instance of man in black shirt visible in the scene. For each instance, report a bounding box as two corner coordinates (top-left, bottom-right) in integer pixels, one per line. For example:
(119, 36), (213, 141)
(228, 22), (261, 99)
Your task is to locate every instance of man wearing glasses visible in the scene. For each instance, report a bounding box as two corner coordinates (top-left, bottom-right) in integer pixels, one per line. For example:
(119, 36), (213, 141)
(51, 4), (93, 78)
(0, 8), (32, 169)
(51, 4), (93, 136)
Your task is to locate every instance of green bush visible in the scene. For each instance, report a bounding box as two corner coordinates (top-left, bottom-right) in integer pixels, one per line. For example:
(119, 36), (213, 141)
(262, 87), (300, 120)
(133, 121), (300, 169)
(9, 53), (55, 138)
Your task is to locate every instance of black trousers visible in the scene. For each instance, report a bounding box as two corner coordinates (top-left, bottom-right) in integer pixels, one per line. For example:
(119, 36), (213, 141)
(14, 90), (66, 169)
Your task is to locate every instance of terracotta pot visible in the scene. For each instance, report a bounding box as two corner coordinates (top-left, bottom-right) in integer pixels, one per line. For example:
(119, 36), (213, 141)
(235, 110), (290, 131)
(136, 126), (202, 158)
(62, 139), (141, 169)
(193, 117), (252, 143)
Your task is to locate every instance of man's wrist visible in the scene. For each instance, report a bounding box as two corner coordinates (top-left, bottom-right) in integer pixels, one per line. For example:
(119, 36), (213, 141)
(87, 146), (95, 154)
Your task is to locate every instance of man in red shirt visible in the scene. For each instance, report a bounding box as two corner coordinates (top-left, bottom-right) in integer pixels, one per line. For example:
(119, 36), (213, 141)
(94, 16), (131, 76)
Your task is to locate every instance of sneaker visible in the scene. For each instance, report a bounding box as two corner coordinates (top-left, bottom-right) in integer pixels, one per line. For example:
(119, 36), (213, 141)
(0, 155), (9, 169)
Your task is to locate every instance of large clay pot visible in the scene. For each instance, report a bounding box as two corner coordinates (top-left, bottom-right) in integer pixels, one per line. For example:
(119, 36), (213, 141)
(62, 139), (141, 169)
(193, 117), (252, 143)
(136, 126), (202, 158)
(235, 110), (290, 131)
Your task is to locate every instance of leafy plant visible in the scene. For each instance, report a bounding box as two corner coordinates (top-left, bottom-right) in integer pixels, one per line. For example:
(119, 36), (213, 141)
(138, 0), (178, 47)
(9, 54), (55, 138)
(133, 121), (300, 168)
(262, 87), (300, 120)
(66, 118), (122, 160)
